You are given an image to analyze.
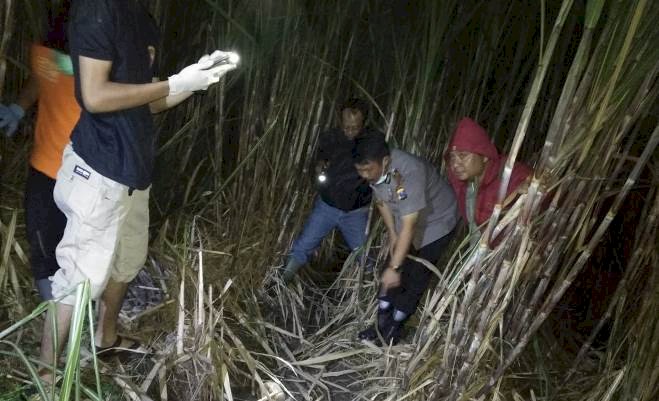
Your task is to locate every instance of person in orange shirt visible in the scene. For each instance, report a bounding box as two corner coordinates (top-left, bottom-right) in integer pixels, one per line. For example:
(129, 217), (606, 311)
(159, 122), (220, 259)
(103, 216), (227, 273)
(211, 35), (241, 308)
(0, 0), (78, 300)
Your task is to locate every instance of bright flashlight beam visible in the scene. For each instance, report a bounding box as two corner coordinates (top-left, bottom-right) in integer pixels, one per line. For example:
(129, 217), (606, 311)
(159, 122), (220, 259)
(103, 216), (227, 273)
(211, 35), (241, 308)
(207, 52), (240, 69)
(228, 52), (240, 64)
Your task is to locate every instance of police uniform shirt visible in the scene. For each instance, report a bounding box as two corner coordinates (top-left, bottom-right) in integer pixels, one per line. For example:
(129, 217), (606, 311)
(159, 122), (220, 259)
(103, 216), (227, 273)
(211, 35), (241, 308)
(371, 149), (458, 249)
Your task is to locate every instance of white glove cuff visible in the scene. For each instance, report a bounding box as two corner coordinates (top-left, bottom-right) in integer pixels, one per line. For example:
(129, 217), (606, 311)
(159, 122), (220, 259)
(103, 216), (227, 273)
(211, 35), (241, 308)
(167, 74), (184, 96)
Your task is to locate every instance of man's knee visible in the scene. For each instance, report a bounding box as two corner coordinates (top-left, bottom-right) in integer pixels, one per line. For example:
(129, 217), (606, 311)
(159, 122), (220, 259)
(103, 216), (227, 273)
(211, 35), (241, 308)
(339, 217), (368, 250)
(111, 245), (147, 284)
(51, 270), (110, 305)
(111, 268), (142, 284)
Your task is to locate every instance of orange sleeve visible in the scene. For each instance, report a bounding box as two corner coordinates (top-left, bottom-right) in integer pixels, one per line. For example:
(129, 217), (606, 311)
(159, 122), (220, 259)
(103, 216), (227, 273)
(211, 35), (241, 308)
(29, 44), (81, 179)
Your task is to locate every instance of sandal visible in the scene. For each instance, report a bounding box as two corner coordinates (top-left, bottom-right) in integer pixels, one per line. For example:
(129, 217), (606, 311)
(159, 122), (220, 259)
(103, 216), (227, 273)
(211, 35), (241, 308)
(96, 335), (147, 359)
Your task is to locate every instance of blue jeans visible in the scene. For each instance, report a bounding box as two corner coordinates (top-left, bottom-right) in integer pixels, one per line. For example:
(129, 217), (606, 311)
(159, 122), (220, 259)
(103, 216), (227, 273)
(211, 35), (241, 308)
(290, 198), (369, 265)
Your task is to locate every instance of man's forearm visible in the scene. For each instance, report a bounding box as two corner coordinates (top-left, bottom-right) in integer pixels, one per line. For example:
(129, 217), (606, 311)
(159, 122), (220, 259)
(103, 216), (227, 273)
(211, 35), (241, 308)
(389, 213), (418, 268)
(390, 224), (414, 268)
(149, 89), (193, 113)
(376, 202), (397, 237)
(82, 80), (169, 113)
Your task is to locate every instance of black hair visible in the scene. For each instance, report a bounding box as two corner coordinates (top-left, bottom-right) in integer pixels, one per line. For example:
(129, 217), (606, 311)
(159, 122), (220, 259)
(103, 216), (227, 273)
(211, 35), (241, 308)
(42, 0), (71, 53)
(340, 97), (369, 122)
(352, 131), (389, 165)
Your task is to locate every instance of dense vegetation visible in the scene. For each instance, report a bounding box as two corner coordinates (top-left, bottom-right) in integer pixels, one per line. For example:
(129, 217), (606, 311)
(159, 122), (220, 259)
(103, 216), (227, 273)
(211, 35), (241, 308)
(1, 0), (657, 400)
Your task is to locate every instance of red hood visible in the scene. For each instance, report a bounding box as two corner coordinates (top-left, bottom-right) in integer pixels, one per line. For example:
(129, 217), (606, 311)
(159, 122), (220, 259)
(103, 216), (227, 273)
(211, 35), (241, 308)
(445, 117), (532, 227)
(445, 117), (503, 189)
(447, 117), (500, 160)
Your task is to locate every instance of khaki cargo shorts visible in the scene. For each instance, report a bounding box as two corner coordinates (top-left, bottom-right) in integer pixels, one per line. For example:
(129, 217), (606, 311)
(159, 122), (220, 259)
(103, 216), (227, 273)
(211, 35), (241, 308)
(50, 144), (149, 305)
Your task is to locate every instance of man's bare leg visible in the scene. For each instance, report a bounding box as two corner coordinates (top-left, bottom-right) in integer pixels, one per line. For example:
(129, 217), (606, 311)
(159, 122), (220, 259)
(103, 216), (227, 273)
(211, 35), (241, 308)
(95, 278), (129, 348)
(39, 303), (74, 383)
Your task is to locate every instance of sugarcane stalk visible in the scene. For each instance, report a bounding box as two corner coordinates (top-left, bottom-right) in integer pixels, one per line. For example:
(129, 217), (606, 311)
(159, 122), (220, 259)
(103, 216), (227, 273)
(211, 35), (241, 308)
(538, 0), (603, 174)
(476, 124), (659, 398)
(604, 62), (659, 190)
(432, 244), (489, 394)
(577, 0), (649, 166)
(512, 180), (599, 342)
(509, 234), (566, 343)
(448, 259), (514, 400)
(508, 179), (580, 339)
(483, 0), (575, 246)
(0, 0), (15, 99)
(564, 188), (658, 383)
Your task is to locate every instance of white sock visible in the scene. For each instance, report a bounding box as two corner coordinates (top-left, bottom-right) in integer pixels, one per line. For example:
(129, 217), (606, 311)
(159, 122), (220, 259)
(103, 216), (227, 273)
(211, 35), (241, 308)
(393, 309), (408, 322)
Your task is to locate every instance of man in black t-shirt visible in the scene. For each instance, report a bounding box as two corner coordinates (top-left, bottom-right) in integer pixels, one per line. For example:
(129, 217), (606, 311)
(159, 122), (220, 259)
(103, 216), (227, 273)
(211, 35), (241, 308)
(38, 0), (238, 381)
(282, 98), (382, 283)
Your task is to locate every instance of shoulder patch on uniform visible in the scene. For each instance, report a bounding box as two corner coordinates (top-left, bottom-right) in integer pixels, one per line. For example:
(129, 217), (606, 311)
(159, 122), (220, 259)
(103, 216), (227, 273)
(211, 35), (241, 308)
(392, 169), (408, 200)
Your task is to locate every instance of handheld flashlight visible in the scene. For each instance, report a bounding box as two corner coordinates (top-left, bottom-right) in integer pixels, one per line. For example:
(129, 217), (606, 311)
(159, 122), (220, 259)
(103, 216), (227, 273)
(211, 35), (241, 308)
(317, 170), (327, 184)
(205, 51), (240, 69)
(317, 161), (329, 184)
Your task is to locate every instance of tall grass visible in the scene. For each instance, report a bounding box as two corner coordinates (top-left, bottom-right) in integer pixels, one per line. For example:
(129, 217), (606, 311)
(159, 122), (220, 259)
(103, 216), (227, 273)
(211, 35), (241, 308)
(0, 281), (104, 401)
(1, 0), (657, 400)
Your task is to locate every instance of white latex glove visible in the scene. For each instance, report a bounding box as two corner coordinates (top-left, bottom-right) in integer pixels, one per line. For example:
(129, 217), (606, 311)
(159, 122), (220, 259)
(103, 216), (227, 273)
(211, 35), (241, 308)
(0, 103), (25, 137)
(168, 51), (237, 95)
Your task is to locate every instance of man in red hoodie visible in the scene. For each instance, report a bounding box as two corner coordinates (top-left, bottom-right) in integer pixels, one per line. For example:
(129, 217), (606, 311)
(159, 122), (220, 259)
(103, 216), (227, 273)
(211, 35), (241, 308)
(446, 118), (532, 245)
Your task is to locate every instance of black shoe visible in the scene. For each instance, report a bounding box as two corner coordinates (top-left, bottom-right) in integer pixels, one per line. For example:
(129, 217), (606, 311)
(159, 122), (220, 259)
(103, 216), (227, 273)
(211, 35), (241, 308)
(359, 309), (395, 344)
(359, 306), (402, 344)
(281, 258), (304, 283)
(358, 325), (378, 341)
(358, 323), (402, 346)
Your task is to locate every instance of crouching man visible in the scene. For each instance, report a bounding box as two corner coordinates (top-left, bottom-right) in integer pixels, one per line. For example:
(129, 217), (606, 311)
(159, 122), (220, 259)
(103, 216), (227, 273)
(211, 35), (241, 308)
(446, 117), (532, 246)
(353, 134), (458, 345)
(282, 98), (380, 283)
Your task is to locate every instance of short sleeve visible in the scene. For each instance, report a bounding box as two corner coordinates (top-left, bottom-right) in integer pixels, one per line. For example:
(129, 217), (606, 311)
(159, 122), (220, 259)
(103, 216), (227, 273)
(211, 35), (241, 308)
(398, 166), (427, 216)
(372, 185), (386, 202)
(69, 0), (115, 61)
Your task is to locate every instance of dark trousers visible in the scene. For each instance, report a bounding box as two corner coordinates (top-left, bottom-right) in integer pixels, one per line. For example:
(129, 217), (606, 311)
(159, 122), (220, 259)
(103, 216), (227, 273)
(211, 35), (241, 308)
(24, 167), (66, 281)
(382, 230), (453, 315)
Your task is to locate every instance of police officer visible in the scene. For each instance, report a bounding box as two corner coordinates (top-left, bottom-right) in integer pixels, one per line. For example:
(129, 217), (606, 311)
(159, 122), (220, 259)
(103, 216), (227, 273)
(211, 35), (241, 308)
(353, 133), (458, 345)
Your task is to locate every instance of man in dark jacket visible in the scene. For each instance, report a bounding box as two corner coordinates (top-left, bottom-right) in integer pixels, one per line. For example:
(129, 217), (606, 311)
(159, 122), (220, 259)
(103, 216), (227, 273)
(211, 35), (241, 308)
(282, 98), (381, 282)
